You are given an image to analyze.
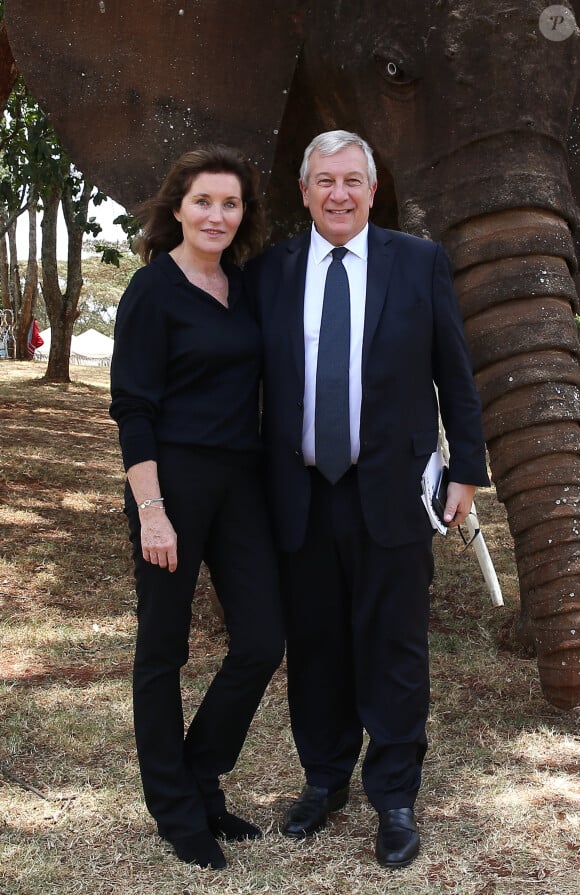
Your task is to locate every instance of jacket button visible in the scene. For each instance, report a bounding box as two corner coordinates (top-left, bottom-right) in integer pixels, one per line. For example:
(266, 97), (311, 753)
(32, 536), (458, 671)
(297, 400), (303, 408)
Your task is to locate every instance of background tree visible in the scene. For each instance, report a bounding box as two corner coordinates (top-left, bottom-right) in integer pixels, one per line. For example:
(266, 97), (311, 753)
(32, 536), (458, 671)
(68, 248), (139, 338)
(0, 75), (110, 379)
(0, 80), (41, 360)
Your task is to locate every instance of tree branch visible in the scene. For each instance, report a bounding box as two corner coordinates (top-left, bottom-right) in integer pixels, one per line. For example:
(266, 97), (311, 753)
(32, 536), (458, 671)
(0, 764), (50, 801)
(0, 194), (35, 240)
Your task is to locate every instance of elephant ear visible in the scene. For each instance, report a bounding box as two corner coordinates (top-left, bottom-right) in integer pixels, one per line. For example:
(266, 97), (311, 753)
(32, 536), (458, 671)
(4, 0), (303, 208)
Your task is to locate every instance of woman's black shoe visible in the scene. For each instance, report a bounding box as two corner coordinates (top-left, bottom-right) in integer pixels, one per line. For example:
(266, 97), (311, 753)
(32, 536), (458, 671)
(166, 830), (227, 869)
(208, 811), (263, 841)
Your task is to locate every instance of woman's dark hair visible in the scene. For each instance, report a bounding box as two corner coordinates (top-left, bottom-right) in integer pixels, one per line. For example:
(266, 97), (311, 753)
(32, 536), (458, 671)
(134, 145), (267, 265)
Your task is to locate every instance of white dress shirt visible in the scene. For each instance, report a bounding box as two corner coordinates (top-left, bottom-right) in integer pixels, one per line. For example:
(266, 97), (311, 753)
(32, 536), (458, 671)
(302, 223), (368, 467)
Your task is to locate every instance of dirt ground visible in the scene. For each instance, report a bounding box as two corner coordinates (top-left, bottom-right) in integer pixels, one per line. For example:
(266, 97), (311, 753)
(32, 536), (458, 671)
(0, 362), (578, 895)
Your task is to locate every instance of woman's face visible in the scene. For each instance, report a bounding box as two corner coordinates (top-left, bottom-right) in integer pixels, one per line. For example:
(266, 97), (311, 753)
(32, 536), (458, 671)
(174, 171), (244, 256)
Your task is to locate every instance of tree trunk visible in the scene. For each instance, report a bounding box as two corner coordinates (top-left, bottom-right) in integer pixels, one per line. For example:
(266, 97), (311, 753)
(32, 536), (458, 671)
(41, 179), (92, 382)
(41, 188), (73, 382)
(15, 200), (38, 359)
(444, 208), (580, 709)
(61, 178), (90, 301)
(7, 220), (21, 318)
(0, 230), (10, 311)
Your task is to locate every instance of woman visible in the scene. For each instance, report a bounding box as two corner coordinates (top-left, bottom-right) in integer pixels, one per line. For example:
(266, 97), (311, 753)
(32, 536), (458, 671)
(110, 146), (284, 870)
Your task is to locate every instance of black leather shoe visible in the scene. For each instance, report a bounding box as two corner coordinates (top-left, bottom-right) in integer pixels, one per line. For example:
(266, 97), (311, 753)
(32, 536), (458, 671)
(282, 783), (349, 838)
(375, 808), (420, 868)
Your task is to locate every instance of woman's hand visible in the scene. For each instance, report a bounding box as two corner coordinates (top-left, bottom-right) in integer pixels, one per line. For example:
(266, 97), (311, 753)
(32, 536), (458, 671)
(127, 460), (178, 571)
(139, 509), (178, 572)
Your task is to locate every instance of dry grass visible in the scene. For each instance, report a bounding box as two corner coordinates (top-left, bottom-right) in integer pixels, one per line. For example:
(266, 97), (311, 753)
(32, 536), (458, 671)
(0, 361), (578, 895)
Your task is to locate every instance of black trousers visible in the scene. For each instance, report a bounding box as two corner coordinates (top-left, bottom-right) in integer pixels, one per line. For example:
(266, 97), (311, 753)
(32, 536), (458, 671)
(279, 467), (433, 812)
(125, 444), (285, 839)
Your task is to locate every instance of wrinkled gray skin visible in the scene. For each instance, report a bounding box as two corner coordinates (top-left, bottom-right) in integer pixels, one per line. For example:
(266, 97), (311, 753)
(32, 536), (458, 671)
(5, 0), (580, 707)
(266, 0), (580, 709)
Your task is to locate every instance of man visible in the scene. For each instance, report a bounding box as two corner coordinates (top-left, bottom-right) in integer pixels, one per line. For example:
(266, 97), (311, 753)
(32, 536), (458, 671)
(246, 131), (489, 868)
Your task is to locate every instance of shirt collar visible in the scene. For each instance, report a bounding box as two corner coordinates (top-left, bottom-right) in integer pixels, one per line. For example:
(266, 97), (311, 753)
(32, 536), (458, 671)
(310, 222), (369, 264)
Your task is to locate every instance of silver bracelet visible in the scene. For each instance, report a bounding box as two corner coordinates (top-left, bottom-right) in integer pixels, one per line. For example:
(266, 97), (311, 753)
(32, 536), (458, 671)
(138, 497), (165, 509)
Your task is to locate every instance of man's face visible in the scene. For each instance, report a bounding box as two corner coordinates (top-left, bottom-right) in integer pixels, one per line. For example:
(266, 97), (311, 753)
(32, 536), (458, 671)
(299, 145), (377, 246)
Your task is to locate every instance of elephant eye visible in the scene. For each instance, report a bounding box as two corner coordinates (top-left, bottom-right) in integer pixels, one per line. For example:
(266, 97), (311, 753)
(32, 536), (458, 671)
(372, 46), (418, 93)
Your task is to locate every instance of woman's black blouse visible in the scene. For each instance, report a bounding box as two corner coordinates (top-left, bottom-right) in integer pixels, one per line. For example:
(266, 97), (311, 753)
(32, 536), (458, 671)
(110, 252), (262, 471)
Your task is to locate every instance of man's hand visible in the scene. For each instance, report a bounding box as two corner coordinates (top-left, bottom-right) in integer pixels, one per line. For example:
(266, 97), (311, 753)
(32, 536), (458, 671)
(140, 512), (178, 572)
(444, 482), (477, 528)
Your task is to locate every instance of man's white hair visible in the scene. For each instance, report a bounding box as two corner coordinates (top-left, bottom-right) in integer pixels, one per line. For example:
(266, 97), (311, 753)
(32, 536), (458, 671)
(300, 130), (377, 187)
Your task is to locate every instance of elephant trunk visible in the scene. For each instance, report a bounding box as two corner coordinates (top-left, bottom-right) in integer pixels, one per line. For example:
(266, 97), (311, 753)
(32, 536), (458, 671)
(444, 208), (580, 709)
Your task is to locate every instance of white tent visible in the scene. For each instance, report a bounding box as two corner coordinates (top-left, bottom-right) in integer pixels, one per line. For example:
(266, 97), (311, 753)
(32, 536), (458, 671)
(73, 328), (115, 359)
(35, 328), (114, 367)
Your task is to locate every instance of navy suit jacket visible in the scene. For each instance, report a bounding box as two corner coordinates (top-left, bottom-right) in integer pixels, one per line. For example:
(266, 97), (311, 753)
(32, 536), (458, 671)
(245, 223), (489, 552)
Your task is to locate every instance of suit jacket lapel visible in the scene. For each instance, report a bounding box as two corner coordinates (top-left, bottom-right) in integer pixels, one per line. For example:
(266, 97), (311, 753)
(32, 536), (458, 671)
(282, 231), (310, 383)
(362, 223), (397, 374)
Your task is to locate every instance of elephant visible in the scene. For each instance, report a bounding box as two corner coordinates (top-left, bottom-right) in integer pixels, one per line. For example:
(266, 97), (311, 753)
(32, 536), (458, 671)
(5, 0), (580, 708)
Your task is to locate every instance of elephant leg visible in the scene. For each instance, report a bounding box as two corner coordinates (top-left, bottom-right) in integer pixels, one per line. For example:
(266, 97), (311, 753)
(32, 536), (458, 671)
(445, 208), (580, 709)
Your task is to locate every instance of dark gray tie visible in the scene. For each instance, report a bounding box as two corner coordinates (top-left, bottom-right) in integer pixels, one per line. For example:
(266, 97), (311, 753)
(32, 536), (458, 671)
(315, 246), (351, 484)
